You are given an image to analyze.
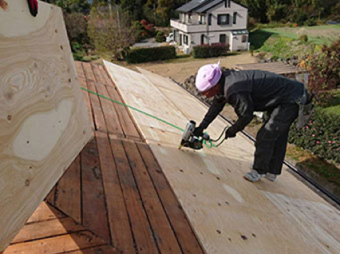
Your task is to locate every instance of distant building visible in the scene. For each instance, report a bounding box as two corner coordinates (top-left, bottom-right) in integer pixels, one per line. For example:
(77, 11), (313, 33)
(170, 0), (249, 54)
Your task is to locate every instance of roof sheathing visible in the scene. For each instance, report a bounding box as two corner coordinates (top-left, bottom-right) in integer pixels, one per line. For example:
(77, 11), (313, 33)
(104, 60), (340, 254)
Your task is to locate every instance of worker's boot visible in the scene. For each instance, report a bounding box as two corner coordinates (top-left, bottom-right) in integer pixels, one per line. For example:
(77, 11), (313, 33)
(265, 173), (277, 182)
(243, 170), (263, 182)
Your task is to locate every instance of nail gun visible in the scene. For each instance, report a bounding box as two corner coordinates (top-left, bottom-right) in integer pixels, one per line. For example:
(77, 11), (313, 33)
(179, 120), (210, 150)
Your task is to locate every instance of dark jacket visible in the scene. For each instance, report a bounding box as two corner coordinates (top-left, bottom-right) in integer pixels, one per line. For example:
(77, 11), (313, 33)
(199, 70), (305, 136)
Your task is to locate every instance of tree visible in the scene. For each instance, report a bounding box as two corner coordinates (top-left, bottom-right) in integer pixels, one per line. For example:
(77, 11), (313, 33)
(87, 6), (136, 60)
(41, 0), (90, 13)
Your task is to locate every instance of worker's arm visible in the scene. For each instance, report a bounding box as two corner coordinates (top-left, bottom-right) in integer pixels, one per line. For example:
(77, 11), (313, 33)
(196, 96), (227, 134)
(226, 92), (254, 137)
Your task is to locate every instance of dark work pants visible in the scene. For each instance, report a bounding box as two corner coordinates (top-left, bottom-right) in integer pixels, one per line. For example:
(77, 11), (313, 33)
(253, 103), (299, 175)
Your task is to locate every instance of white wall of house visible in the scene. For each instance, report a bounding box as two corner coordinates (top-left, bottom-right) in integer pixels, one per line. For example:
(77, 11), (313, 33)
(174, 1), (249, 53)
(206, 1), (247, 31)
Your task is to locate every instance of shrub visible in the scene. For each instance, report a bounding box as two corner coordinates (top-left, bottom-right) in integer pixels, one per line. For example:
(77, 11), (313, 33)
(125, 46), (176, 63)
(193, 43), (229, 58)
(299, 34), (308, 42)
(155, 31), (166, 42)
(306, 40), (340, 96)
(289, 110), (340, 163)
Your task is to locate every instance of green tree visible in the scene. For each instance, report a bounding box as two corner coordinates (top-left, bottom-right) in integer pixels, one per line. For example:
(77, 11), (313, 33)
(88, 6), (136, 60)
(41, 0), (90, 13)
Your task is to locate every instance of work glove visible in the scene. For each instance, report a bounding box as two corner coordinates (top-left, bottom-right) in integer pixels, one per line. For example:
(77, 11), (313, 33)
(193, 126), (204, 137)
(27, 0), (38, 17)
(225, 127), (236, 139)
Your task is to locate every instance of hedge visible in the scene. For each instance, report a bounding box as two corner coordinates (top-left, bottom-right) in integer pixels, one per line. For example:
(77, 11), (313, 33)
(288, 110), (340, 163)
(125, 46), (176, 63)
(193, 43), (229, 58)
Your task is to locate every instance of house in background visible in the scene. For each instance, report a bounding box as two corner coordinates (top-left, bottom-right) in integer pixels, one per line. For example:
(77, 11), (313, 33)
(170, 0), (249, 53)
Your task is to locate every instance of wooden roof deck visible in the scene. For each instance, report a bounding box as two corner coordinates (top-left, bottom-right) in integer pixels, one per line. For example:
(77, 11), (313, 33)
(3, 62), (203, 254)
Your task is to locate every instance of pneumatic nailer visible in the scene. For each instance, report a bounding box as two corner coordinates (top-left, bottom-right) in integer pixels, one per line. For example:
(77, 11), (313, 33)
(179, 120), (210, 150)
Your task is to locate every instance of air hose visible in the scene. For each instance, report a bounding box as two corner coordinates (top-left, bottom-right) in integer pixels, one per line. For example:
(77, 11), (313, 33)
(81, 87), (226, 149)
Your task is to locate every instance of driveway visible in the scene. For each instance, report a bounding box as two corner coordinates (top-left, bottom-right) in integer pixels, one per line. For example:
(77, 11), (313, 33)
(134, 52), (258, 83)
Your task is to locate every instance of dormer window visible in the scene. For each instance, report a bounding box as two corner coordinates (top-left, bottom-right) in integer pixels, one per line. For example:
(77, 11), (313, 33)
(225, 0), (231, 8)
(217, 14), (230, 25)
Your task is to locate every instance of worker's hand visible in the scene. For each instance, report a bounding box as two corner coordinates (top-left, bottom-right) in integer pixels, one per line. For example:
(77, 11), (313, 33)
(225, 127), (236, 139)
(193, 126), (204, 137)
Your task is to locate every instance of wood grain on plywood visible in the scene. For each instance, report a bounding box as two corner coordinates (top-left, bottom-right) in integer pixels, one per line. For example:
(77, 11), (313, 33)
(104, 61), (340, 254)
(0, 1), (92, 250)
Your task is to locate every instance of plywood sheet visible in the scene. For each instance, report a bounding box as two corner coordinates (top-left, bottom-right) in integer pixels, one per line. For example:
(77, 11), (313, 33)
(0, 1), (92, 250)
(104, 61), (340, 253)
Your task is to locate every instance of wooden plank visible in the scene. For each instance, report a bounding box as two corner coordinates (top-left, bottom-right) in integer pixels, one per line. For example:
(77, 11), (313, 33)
(100, 64), (142, 141)
(93, 79), (124, 136)
(110, 138), (158, 254)
(137, 143), (204, 254)
(75, 61), (86, 80)
(87, 80), (108, 133)
(91, 63), (107, 84)
(123, 140), (181, 253)
(82, 62), (96, 82)
(104, 61), (340, 254)
(4, 231), (104, 254)
(65, 245), (120, 254)
(95, 131), (135, 253)
(45, 185), (56, 205)
(106, 85), (142, 141)
(27, 202), (65, 224)
(81, 137), (111, 243)
(0, 2), (92, 250)
(76, 62), (95, 131)
(11, 217), (84, 244)
(55, 156), (81, 224)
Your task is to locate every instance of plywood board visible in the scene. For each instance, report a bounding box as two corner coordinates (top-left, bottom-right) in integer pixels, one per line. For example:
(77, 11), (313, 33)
(104, 61), (340, 254)
(0, 1), (92, 250)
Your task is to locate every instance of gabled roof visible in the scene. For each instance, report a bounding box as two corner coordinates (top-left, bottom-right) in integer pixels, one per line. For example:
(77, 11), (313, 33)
(176, 0), (211, 13)
(176, 0), (248, 13)
(195, 0), (222, 13)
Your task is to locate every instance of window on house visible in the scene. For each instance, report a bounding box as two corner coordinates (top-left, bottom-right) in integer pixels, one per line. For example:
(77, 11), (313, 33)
(201, 34), (205, 45)
(208, 14), (212, 25)
(217, 14), (230, 25)
(233, 12), (237, 24)
(242, 35), (247, 43)
(220, 34), (226, 44)
(188, 14), (192, 23)
(225, 0), (230, 8)
(184, 35), (189, 45)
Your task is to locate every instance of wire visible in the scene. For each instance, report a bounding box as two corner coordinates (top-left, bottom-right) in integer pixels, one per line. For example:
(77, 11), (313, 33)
(81, 87), (226, 149)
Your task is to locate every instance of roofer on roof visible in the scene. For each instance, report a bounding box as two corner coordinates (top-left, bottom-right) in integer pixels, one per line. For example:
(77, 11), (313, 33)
(193, 61), (313, 182)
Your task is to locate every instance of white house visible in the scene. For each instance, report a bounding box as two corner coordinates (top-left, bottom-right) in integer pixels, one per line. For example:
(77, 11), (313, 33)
(170, 0), (249, 53)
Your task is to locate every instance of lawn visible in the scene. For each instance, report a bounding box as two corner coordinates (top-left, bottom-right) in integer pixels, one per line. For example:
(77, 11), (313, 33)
(249, 24), (340, 58)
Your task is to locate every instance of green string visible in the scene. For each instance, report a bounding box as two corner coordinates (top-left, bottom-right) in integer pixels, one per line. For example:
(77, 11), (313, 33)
(81, 87), (225, 148)
(81, 87), (184, 132)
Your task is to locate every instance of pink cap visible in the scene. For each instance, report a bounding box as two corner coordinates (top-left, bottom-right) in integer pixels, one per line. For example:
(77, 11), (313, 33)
(195, 61), (222, 92)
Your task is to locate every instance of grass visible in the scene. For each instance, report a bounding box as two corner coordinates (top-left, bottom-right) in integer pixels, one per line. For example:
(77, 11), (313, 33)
(286, 145), (340, 187)
(250, 24), (340, 59)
